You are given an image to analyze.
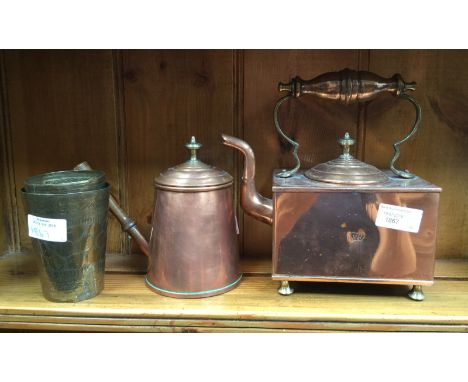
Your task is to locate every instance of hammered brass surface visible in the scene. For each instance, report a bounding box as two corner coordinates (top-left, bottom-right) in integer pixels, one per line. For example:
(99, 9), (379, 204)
(21, 185), (110, 302)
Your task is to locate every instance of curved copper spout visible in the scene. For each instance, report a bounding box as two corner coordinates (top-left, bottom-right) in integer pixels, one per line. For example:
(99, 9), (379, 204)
(222, 134), (273, 225)
(73, 161), (150, 257)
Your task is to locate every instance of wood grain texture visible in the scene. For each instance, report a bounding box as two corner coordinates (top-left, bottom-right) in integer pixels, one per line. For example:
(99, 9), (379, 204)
(1, 319), (466, 333)
(233, 50), (244, 255)
(1, 49), (467, 272)
(242, 50), (362, 257)
(3, 50), (122, 253)
(0, 258), (467, 332)
(122, 50), (235, 253)
(365, 50), (468, 258)
(111, 50), (131, 256)
(0, 51), (19, 255)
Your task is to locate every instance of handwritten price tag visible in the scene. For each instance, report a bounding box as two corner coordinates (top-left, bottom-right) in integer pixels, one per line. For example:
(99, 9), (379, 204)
(375, 203), (423, 233)
(28, 214), (67, 242)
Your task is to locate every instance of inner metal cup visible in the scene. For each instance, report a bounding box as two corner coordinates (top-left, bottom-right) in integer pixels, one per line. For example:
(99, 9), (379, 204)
(24, 170), (105, 194)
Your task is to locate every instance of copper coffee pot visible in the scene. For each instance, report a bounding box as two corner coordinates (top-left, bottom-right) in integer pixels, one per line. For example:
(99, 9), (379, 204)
(223, 69), (441, 301)
(75, 137), (241, 298)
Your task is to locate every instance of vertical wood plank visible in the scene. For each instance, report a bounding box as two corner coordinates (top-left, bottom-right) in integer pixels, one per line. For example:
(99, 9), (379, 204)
(242, 50), (361, 258)
(111, 50), (130, 256)
(365, 50), (468, 258)
(0, 51), (20, 255)
(122, 50), (235, 253)
(4, 50), (122, 253)
(233, 49), (244, 255)
(356, 49), (371, 161)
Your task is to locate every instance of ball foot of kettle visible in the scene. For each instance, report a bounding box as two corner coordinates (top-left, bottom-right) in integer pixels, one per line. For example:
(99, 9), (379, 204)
(278, 280), (294, 296)
(408, 285), (425, 301)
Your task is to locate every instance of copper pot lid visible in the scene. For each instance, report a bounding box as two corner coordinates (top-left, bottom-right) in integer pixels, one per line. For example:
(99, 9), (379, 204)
(154, 136), (233, 189)
(305, 133), (388, 185)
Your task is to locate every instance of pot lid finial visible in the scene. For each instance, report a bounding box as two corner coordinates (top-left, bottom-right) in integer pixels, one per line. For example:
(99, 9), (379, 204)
(338, 132), (355, 159)
(186, 136), (202, 161)
(154, 136), (233, 189)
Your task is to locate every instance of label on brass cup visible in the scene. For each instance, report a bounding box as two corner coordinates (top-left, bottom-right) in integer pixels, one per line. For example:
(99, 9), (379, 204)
(28, 214), (67, 242)
(375, 203), (423, 233)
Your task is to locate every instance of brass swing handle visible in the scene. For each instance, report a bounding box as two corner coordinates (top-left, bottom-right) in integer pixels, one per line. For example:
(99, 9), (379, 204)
(275, 68), (421, 179)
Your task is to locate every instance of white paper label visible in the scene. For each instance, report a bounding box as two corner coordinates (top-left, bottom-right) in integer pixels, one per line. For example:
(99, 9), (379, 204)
(28, 214), (67, 242)
(375, 203), (423, 233)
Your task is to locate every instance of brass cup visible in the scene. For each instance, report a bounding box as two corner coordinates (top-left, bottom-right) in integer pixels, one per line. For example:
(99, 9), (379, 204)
(21, 172), (110, 303)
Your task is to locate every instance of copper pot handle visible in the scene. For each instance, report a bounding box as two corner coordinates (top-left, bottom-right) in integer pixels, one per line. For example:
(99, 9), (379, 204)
(275, 68), (421, 179)
(73, 161), (150, 257)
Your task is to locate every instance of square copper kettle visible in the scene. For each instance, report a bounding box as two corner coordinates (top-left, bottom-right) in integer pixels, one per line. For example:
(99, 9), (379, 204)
(222, 69), (442, 301)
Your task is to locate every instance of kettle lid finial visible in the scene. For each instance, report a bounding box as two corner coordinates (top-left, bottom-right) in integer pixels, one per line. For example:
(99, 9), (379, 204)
(185, 136), (202, 161)
(154, 136), (233, 189)
(304, 132), (388, 185)
(338, 132), (355, 159)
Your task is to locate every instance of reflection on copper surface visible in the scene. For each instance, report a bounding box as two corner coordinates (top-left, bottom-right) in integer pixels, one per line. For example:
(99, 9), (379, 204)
(147, 186), (241, 298)
(273, 191), (439, 285)
(276, 193), (379, 277)
(367, 194), (416, 277)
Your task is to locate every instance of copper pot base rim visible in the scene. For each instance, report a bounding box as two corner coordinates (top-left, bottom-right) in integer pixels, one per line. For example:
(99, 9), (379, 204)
(144, 274), (243, 298)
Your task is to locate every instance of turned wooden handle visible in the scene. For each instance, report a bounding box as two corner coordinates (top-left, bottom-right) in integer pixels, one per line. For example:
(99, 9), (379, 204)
(278, 68), (416, 103)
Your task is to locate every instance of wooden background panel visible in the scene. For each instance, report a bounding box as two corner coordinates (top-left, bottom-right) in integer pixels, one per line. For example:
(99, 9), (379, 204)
(0, 52), (17, 255)
(1, 49), (467, 264)
(242, 50), (363, 257)
(0, 144), (10, 254)
(365, 50), (468, 258)
(123, 50), (236, 253)
(4, 50), (123, 254)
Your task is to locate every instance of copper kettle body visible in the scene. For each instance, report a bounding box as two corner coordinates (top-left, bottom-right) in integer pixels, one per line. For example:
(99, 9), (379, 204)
(76, 137), (241, 298)
(221, 68), (440, 302)
(147, 164), (241, 298)
(222, 133), (441, 302)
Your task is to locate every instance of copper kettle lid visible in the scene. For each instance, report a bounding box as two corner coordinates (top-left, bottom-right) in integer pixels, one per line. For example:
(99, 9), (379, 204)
(305, 133), (388, 185)
(154, 136), (233, 189)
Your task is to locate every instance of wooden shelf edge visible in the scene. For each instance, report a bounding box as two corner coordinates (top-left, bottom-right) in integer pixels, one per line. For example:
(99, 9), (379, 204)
(2, 256), (468, 332)
(2, 316), (468, 333)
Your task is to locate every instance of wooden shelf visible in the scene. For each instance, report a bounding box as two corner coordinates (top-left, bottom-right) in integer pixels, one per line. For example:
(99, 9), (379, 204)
(1, 255), (468, 332)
